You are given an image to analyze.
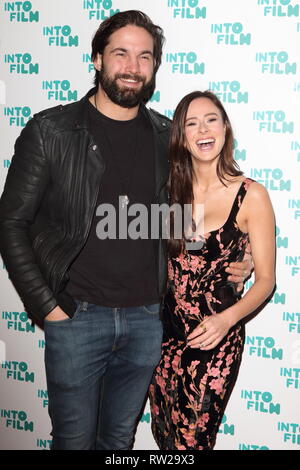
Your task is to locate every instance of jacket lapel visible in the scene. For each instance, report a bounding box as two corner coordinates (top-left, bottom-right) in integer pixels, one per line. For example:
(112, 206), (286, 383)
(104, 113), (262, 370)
(142, 105), (170, 201)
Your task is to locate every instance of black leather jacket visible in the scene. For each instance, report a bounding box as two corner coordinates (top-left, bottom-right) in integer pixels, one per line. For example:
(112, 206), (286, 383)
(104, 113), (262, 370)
(0, 89), (171, 323)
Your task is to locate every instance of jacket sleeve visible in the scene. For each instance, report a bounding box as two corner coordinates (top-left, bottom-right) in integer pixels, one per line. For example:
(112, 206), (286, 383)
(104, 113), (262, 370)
(0, 117), (58, 322)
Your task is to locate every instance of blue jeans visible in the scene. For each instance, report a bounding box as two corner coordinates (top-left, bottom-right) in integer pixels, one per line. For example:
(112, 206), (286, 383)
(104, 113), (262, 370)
(44, 300), (163, 450)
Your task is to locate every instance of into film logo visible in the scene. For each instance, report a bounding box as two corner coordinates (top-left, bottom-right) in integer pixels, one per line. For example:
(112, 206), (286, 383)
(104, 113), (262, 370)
(255, 51), (297, 75)
(0, 409), (34, 432)
(2, 310), (35, 333)
(234, 139), (247, 161)
(4, 1), (39, 22)
(257, 0), (299, 17)
(280, 367), (300, 389)
(165, 51), (205, 74)
(83, 0), (119, 20)
(240, 390), (281, 414)
(4, 53), (39, 75)
(288, 198), (300, 220)
(282, 311), (300, 333)
(291, 141), (300, 162)
(238, 443), (269, 450)
(253, 110), (294, 133)
(277, 422), (300, 445)
(211, 22), (251, 45)
(167, 0), (207, 19)
(217, 414), (235, 436)
(249, 168), (291, 191)
(4, 106), (32, 127)
(276, 226), (288, 249)
(1, 360), (34, 382)
(43, 25), (79, 47)
(42, 80), (78, 102)
(209, 81), (248, 104)
(245, 336), (283, 360)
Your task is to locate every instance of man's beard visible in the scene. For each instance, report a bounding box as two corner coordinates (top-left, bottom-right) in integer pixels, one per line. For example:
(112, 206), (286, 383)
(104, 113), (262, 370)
(98, 67), (156, 108)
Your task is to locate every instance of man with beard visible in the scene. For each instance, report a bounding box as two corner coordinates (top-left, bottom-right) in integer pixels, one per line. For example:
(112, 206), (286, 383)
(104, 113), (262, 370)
(0, 11), (249, 450)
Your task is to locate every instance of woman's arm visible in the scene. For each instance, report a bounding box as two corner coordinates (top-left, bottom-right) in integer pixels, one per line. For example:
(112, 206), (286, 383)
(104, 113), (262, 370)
(188, 182), (275, 350)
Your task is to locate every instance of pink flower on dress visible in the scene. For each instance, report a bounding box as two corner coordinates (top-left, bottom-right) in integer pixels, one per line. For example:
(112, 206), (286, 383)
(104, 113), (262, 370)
(226, 353), (234, 366)
(156, 375), (166, 394)
(177, 275), (189, 296)
(210, 367), (221, 378)
(215, 360), (223, 368)
(172, 355), (181, 370)
(222, 367), (230, 377)
(168, 261), (174, 281)
(181, 428), (197, 447)
(244, 178), (253, 191)
(177, 253), (190, 271)
(172, 410), (179, 425)
(210, 260), (218, 271)
(209, 377), (225, 395)
(188, 255), (206, 273)
(197, 412), (209, 430)
(216, 351), (226, 360)
(189, 305), (200, 315)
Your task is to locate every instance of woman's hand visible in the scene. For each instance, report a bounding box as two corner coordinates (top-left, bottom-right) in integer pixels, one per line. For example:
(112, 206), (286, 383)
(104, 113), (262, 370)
(187, 313), (233, 350)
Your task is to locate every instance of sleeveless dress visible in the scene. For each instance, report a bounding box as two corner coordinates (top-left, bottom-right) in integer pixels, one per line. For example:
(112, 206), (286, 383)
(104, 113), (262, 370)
(149, 178), (254, 450)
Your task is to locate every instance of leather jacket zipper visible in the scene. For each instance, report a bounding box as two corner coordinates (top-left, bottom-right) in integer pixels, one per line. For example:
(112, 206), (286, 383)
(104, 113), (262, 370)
(53, 146), (105, 293)
(54, 182), (101, 293)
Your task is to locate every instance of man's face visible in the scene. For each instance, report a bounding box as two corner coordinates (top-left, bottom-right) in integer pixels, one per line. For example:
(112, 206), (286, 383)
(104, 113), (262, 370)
(94, 25), (156, 108)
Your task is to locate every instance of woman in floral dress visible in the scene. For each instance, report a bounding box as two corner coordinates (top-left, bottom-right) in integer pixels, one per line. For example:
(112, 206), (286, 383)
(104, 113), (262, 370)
(149, 91), (275, 450)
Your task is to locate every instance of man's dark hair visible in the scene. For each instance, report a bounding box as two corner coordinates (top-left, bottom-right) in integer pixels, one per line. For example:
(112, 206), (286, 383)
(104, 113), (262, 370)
(91, 10), (165, 90)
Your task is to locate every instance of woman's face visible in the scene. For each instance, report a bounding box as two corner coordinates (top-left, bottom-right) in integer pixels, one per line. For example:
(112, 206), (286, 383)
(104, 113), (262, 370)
(184, 97), (226, 164)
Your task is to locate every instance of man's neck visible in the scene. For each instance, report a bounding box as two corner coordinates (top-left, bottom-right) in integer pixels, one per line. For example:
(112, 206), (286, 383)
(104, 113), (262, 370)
(91, 88), (140, 121)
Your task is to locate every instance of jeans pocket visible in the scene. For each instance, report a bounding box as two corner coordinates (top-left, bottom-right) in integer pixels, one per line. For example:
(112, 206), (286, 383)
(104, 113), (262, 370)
(44, 300), (83, 326)
(142, 303), (161, 315)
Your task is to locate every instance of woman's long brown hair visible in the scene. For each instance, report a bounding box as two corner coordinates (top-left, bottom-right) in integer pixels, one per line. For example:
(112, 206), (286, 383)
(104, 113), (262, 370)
(168, 90), (243, 257)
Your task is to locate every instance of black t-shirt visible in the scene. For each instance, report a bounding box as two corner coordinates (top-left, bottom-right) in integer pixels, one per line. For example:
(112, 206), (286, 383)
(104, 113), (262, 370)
(66, 100), (159, 307)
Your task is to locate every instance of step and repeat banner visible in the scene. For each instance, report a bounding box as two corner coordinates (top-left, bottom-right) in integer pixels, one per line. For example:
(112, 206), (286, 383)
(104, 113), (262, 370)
(0, 0), (299, 451)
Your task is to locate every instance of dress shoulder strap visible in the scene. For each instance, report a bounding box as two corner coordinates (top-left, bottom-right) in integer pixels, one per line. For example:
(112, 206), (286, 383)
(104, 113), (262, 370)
(226, 177), (255, 224)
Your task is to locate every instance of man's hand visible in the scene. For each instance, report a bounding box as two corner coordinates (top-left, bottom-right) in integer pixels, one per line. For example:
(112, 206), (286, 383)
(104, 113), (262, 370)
(225, 251), (253, 292)
(44, 305), (69, 322)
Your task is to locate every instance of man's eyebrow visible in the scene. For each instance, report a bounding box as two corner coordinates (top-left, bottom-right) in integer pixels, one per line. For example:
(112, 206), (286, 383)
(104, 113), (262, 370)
(110, 47), (127, 53)
(140, 50), (154, 56)
(110, 47), (153, 56)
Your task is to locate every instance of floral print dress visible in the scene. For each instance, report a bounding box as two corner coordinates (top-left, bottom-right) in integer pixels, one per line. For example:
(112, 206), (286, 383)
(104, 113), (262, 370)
(149, 178), (253, 450)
